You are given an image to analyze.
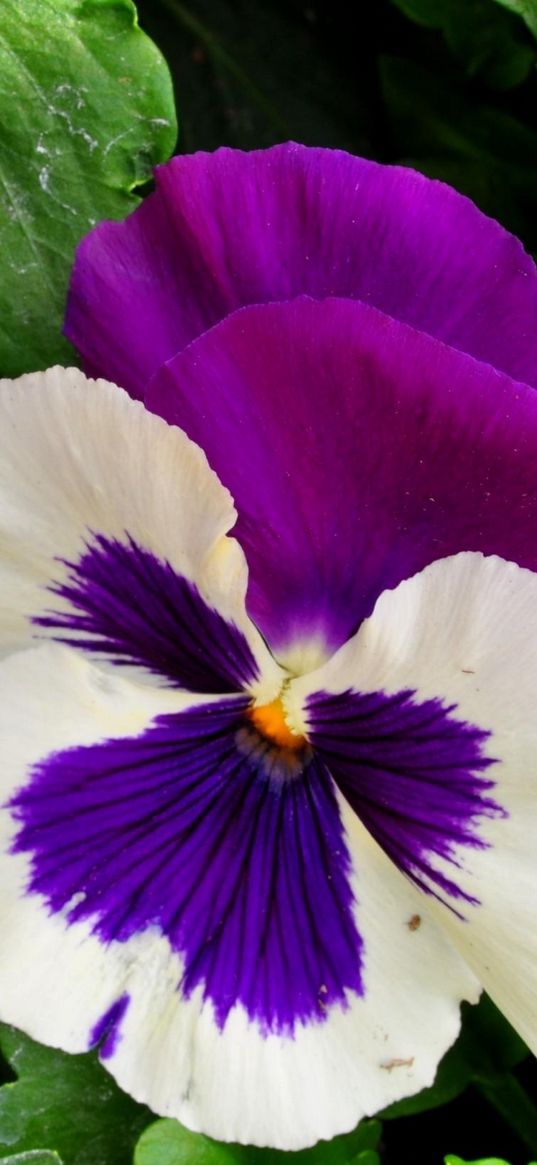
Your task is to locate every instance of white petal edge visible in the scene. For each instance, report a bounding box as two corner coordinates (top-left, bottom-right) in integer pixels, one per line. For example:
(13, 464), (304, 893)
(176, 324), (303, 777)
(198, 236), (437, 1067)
(0, 645), (236, 1071)
(288, 551), (537, 1056)
(0, 644), (478, 1148)
(108, 794), (478, 1149)
(0, 367), (281, 698)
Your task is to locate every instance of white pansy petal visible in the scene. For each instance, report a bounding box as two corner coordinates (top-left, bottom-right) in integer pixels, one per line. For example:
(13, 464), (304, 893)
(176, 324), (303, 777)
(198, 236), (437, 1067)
(288, 552), (537, 1054)
(0, 644), (214, 1046)
(107, 793), (478, 1148)
(0, 642), (478, 1148)
(0, 367), (280, 697)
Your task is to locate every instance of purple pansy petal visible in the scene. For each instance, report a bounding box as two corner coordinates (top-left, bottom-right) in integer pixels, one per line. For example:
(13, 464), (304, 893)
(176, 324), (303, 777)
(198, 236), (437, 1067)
(65, 143), (537, 399)
(0, 644), (478, 1148)
(148, 297), (537, 665)
(0, 368), (280, 697)
(288, 552), (537, 1056)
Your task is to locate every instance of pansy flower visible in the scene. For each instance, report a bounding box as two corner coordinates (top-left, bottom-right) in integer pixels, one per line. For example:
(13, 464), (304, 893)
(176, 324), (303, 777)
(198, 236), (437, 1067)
(1, 145), (537, 1150)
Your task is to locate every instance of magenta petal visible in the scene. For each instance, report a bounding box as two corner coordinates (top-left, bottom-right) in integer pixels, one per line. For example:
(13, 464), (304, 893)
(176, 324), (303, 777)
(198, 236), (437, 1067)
(147, 297), (537, 661)
(65, 143), (537, 399)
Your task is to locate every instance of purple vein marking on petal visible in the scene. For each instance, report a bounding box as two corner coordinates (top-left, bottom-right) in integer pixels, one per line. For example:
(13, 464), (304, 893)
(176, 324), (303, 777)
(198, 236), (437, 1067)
(306, 688), (503, 914)
(33, 532), (259, 694)
(10, 698), (363, 1034)
(89, 993), (131, 1059)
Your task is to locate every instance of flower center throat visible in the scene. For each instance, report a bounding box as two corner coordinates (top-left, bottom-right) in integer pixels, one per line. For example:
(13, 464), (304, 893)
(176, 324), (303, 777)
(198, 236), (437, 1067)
(248, 695), (306, 751)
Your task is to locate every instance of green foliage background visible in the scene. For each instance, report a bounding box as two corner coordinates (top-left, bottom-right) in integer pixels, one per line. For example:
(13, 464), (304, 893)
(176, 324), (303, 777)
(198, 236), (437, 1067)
(0, 0), (176, 376)
(1, 0), (537, 1163)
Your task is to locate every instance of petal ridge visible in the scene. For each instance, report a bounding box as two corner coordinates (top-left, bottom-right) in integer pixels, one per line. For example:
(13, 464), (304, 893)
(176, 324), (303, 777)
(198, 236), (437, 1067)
(66, 142), (537, 397)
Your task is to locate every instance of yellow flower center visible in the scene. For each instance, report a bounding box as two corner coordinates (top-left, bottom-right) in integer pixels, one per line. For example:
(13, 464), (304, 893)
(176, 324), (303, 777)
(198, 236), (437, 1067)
(248, 696), (306, 751)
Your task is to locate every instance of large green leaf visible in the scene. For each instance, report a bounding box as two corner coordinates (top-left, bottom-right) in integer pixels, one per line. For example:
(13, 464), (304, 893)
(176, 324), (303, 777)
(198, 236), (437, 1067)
(0, 1024), (152, 1165)
(0, 0), (176, 378)
(133, 1116), (382, 1165)
(494, 0), (537, 40)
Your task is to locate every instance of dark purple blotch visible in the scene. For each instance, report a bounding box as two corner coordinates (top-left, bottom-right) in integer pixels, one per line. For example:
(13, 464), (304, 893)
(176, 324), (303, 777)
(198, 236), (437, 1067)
(34, 532), (259, 694)
(11, 698), (362, 1034)
(307, 687), (502, 910)
(89, 993), (130, 1059)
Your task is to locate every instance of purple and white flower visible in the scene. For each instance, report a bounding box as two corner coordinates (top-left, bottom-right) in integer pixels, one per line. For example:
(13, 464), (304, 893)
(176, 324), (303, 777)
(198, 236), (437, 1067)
(1, 144), (537, 1149)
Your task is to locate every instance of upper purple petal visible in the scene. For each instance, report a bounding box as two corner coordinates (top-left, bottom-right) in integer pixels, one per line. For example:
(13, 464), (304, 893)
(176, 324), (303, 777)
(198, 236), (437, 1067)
(65, 143), (537, 399)
(147, 297), (537, 662)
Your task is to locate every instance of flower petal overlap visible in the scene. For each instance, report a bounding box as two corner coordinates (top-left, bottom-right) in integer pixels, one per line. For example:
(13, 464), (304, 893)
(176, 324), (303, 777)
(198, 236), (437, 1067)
(149, 296), (537, 666)
(2, 144), (537, 1149)
(290, 550), (537, 1057)
(66, 143), (537, 398)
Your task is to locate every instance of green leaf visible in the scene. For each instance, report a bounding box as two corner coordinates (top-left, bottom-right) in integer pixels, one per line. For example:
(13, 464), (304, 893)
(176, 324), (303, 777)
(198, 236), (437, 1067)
(493, 0), (537, 40)
(134, 1117), (382, 1165)
(349, 1154), (381, 1165)
(134, 1122), (240, 1165)
(2, 1155), (64, 1165)
(0, 0), (176, 378)
(390, 0), (535, 88)
(477, 1074), (537, 1156)
(462, 995), (528, 1073)
(0, 1023), (153, 1165)
(445, 1158), (528, 1164)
